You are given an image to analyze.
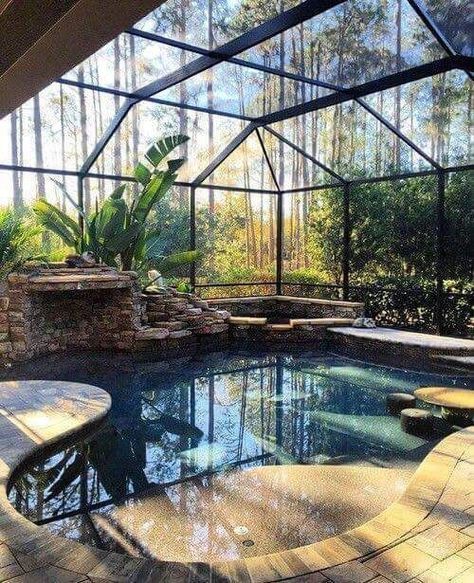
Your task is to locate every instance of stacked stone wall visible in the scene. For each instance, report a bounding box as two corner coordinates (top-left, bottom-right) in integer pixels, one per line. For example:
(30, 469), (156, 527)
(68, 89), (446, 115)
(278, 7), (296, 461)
(0, 267), (231, 364)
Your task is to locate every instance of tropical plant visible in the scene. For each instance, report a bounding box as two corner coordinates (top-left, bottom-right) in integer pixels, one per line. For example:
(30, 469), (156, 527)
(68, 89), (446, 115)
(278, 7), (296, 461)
(0, 209), (42, 280)
(33, 135), (201, 277)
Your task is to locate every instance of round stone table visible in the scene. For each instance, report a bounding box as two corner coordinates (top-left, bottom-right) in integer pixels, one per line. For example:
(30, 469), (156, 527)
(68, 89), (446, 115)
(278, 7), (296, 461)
(414, 386), (474, 426)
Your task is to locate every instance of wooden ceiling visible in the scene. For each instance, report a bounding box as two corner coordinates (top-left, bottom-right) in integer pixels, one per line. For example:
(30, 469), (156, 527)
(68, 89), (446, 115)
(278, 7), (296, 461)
(0, 0), (166, 119)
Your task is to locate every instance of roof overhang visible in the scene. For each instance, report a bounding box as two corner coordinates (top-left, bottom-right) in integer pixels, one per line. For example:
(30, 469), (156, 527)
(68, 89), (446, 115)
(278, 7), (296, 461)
(0, 0), (166, 119)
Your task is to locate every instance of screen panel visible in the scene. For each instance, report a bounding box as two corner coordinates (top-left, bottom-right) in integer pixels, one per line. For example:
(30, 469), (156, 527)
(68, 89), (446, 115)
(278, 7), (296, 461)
(350, 176), (437, 282)
(237, 0), (446, 88)
(269, 100), (432, 180)
(415, 0), (472, 56)
(364, 71), (473, 167)
(282, 187), (344, 299)
(90, 101), (246, 182)
(0, 84), (122, 171)
(201, 131), (278, 190)
(195, 188), (277, 291)
(445, 169), (473, 281)
(62, 33), (198, 93)
(133, 0), (303, 50)
(156, 61), (332, 118)
(0, 170), (78, 212)
(261, 128), (338, 189)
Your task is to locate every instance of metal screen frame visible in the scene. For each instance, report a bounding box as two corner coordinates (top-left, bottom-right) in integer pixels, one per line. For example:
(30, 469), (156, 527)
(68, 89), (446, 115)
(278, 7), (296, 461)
(2, 0), (473, 334)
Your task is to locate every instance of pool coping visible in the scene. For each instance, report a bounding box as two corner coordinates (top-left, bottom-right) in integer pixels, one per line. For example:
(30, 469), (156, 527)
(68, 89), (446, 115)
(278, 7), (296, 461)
(328, 327), (474, 353)
(0, 381), (472, 581)
(207, 296), (364, 309)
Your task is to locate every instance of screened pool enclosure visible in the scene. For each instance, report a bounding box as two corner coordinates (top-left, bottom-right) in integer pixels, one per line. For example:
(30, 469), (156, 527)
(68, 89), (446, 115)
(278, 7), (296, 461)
(0, 0), (472, 335)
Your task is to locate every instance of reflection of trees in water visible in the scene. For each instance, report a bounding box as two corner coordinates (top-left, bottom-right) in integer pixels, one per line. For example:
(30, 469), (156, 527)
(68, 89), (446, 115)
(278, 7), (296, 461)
(10, 351), (458, 548)
(11, 389), (205, 523)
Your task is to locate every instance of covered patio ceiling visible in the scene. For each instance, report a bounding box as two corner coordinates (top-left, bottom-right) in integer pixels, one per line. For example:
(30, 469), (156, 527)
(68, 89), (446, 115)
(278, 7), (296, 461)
(0, 0), (166, 118)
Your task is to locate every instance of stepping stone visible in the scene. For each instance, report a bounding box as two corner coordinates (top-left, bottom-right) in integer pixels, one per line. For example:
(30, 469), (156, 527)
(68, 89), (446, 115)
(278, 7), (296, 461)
(415, 386), (474, 426)
(386, 392), (416, 415)
(310, 411), (427, 451)
(400, 408), (434, 435)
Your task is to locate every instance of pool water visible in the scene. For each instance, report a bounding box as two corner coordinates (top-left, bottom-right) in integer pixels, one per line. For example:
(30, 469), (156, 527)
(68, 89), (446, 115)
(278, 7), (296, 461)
(7, 348), (473, 562)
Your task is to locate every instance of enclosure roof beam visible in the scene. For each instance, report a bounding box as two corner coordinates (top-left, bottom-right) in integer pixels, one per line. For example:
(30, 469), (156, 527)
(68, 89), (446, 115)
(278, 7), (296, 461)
(263, 126), (346, 184)
(133, 0), (346, 100)
(58, 78), (255, 122)
(255, 129), (281, 192)
(191, 123), (257, 186)
(124, 29), (451, 170)
(355, 100), (442, 170)
(80, 0), (347, 174)
(126, 27), (338, 93)
(255, 56), (474, 126)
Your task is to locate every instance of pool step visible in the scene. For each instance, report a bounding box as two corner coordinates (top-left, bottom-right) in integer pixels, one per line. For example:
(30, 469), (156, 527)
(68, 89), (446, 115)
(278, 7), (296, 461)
(228, 317), (355, 331)
(290, 318), (355, 328)
(228, 316), (267, 325)
(432, 354), (474, 371)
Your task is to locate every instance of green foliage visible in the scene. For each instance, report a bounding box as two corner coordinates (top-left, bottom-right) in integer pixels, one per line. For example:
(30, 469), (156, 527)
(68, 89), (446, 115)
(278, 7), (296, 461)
(175, 280), (193, 293)
(32, 199), (81, 251)
(33, 135), (200, 278)
(283, 268), (327, 286)
(0, 209), (43, 280)
(348, 277), (472, 336)
(283, 174), (473, 334)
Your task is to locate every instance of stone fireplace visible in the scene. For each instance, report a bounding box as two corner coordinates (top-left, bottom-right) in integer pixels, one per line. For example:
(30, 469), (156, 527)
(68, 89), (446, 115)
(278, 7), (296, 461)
(1, 267), (142, 362)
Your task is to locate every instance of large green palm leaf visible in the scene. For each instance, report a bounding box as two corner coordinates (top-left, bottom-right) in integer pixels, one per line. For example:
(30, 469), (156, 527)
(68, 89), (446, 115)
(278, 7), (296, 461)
(33, 199), (81, 251)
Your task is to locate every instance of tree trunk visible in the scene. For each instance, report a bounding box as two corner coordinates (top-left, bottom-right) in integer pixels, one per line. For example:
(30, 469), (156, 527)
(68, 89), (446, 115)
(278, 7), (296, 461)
(394, 0), (402, 170)
(113, 38), (122, 184)
(59, 83), (67, 211)
(278, 0), (286, 189)
(130, 34), (139, 169)
(177, 2), (189, 207)
(78, 64), (90, 213)
(18, 107), (24, 195)
(33, 94), (45, 197)
(10, 109), (22, 206)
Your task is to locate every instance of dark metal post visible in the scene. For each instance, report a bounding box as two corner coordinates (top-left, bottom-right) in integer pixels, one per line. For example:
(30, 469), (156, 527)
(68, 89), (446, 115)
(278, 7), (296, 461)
(342, 182), (351, 300)
(436, 171), (446, 335)
(276, 191), (283, 295)
(190, 186), (196, 290)
(78, 174), (85, 235)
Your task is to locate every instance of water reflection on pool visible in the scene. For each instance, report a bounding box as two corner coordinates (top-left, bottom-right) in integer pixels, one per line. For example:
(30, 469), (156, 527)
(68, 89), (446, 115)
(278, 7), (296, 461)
(7, 349), (472, 561)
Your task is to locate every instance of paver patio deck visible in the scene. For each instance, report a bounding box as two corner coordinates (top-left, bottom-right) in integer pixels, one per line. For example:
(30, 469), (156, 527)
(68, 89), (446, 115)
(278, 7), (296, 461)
(0, 380), (471, 582)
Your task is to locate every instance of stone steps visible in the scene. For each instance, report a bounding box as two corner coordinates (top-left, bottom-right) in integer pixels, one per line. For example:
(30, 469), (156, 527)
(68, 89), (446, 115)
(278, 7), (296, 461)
(228, 317), (355, 330)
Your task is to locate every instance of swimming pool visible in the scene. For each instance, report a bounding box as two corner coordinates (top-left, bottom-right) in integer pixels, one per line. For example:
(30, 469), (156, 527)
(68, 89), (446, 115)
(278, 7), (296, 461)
(6, 348), (473, 562)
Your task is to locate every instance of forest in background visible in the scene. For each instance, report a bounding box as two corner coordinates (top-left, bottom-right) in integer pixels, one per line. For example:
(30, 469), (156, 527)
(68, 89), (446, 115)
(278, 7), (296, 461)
(0, 0), (472, 332)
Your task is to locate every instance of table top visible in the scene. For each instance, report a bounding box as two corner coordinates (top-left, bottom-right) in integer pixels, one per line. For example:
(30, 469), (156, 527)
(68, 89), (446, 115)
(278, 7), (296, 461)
(414, 387), (474, 410)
